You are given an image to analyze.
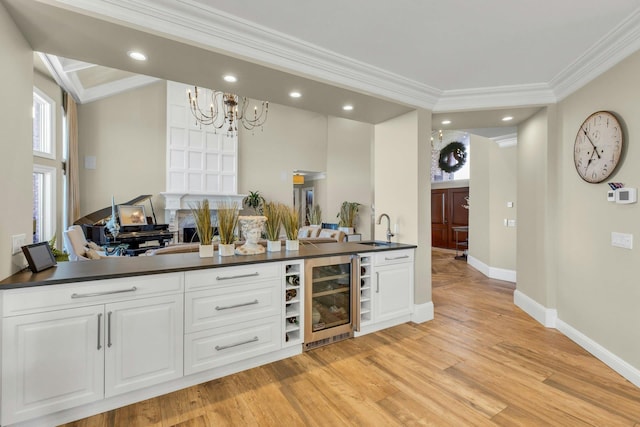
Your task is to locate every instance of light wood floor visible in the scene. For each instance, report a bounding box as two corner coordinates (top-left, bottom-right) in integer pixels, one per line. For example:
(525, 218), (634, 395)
(61, 250), (640, 426)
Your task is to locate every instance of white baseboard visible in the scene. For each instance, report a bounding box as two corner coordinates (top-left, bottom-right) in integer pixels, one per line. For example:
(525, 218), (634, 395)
(467, 255), (516, 282)
(514, 289), (640, 388)
(513, 289), (557, 327)
(412, 301), (434, 323)
(556, 319), (640, 388)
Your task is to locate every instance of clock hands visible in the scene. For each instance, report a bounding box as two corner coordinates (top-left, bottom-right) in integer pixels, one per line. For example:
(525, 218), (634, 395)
(582, 127), (601, 159)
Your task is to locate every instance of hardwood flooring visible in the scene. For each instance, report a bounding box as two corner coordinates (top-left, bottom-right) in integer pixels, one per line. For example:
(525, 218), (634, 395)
(61, 250), (640, 426)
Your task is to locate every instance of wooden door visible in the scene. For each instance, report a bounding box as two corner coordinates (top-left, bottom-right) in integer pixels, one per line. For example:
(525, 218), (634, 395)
(431, 189), (449, 248)
(448, 187), (469, 247)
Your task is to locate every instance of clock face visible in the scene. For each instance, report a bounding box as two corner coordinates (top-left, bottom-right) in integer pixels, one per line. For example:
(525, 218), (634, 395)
(573, 111), (623, 183)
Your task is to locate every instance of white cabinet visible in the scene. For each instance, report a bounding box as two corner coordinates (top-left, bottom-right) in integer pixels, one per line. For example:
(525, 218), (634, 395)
(2, 306), (104, 425)
(184, 264), (282, 375)
(357, 249), (414, 336)
(283, 260), (304, 347)
(1, 273), (184, 426)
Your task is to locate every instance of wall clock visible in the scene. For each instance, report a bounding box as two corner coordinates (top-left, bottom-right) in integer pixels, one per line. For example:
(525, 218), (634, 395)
(573, 111), (624, 183)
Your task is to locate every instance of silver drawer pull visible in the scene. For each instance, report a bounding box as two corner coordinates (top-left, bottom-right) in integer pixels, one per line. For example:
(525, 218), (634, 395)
(215, 336), (259, 351)
(216, 272), (260, 281)
(384, 255), (409, 261)
(71, 287), (138, 298)
(215, 299), (259, 311)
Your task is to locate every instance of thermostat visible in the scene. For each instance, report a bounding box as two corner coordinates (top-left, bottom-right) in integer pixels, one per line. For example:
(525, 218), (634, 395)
(615, 188), (637, 204)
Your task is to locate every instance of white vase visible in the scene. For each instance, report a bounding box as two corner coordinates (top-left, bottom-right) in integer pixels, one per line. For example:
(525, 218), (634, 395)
(338, 226), (354, 235)
(198, 244), (214, 258)
(218, 243), (235, 257)
(267, 240), (281, 252)
(286, 239), (299, 251)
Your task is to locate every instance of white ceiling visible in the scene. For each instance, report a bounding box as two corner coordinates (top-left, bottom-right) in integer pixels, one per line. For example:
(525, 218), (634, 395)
(6, 0), (640, 130)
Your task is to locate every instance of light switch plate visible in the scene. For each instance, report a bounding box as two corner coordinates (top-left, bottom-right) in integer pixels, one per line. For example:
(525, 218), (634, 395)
(611, 232), (633, 249)
(11, 234), (26, 255)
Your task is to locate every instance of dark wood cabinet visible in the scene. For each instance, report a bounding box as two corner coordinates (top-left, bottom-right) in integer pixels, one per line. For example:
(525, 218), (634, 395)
(431, 187), (469, 250)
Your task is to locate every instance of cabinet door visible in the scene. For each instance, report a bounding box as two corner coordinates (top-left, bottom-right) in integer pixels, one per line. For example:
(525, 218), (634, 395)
(2, 306), (104, 426)
(374, 263), (413, 323)
(104, 294), (183, 398)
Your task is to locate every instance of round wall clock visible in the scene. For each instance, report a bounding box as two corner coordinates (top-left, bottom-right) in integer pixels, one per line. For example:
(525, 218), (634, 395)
(573, 111), (624, 183)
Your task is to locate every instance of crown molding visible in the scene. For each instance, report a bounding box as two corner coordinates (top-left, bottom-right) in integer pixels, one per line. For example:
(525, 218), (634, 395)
(79, 74), (160, 104)
(433, 83), (556, 112)
(550, 8), (640, 101)
(492, 133), (518, 148)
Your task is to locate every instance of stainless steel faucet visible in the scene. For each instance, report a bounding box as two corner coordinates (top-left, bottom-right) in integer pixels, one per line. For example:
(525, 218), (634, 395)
(377, 213), (394, 243)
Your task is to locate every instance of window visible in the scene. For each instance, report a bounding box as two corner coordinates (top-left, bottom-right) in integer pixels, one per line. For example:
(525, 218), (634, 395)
(32, 165), (56, 243)
(33, 87), (56, 159)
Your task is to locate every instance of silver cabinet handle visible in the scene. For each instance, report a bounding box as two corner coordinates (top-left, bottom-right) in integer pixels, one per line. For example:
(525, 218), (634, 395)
(107, 311), (113, 348)
(215, 336), (258, 351)
(442, 193), (446, 224)
(215, 299), (259, 311)
(376, 272), (380, 294)
(216, 272), (259, 281)
(385, 255), (410, 261)
(97, 313), (103, 350)
(71, 287), (137, 298)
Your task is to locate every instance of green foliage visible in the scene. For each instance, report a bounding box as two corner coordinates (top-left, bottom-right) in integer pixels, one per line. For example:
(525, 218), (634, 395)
(189, 200), (213, 245)
(307, 204), (322, 225)
(263, 202), (285, 241)
(242, 190), (265, 214)
(282, 205), (300, 240)
(337, 201), (360, 228)
(48, 234), (69, 262)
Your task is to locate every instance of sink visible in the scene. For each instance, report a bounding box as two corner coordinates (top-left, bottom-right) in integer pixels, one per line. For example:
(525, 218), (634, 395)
(358, 241), (392, 247)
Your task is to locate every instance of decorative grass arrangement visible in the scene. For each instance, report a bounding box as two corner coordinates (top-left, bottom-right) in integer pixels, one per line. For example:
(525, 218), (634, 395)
(217, 201), (239, 245)
(282, 205), (300, 240)
(190, 200), (213, 245)
(263, 202), (284, 241)
(307, 204), (322, 225)
(337, 201), (361, 228)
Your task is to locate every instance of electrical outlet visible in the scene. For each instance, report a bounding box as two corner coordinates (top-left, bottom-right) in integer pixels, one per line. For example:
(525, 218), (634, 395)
(12, 234), (26, 255)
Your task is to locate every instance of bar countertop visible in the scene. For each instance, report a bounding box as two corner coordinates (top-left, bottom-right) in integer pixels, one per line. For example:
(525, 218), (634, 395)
(0, 241), (417, 289)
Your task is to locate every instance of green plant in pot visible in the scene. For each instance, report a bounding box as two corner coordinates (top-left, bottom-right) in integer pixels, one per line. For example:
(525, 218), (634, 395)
(282, 205), (301, 251)
(217, 201), (239, 256)
(263, 202), (285, 252)
(242, 190), (265, 214)
(337, 201), (360, 233)
(190, 200), (214, 257)
(307, 204), (322, 226)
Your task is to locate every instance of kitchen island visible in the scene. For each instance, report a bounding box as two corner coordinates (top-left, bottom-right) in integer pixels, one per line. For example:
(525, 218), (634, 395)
(0, 241), (416, 427)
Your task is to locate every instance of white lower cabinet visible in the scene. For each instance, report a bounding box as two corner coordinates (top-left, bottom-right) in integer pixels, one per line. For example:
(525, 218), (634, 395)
(1, 274), (184, 426)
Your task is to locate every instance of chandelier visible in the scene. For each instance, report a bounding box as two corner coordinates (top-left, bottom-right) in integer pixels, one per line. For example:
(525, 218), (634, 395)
(187, 86), (268, 134)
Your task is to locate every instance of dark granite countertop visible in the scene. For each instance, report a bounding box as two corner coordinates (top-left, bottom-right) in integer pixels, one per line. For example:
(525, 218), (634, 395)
(0, 241), (416, 289)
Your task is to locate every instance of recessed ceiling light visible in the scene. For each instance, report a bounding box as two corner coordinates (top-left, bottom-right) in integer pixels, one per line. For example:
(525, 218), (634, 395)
(127, 51), (147, 61)
(343, 105), (354, 111)
(289, 91), (301, 98)
(502, 116), (514, 121)
(441, 120), (451, 125)
(223, 75), (237, 83)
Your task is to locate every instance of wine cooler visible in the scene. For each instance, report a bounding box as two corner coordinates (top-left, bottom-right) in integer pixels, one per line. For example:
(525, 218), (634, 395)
(304, 254), (360, 351)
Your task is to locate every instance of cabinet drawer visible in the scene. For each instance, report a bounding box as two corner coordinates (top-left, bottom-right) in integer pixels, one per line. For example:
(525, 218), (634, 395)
(185, 263), (280, 291)
(184, 316), (281, 375)
(185, 280), (280, 333)
(3, 273), (184, 317)
(374, 249), (414, 266)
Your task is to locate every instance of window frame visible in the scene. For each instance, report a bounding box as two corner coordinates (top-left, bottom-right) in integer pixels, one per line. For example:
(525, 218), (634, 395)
(33, 86), (56, 160)
(32, 164), (57, 243)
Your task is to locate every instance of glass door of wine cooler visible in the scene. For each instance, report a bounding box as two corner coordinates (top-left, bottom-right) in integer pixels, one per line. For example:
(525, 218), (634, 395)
(304, 255), (359, 350)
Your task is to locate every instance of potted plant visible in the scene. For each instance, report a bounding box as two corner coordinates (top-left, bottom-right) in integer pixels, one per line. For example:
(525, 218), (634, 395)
(337, 201), (360, 234)
(190, 200), (214, 257)
(217, 201), (239, 256)
(282, 205), (300, 251)
(263, 202), (284, 252)
(242, 190), (265, 215)
(307, 204), (322, 227)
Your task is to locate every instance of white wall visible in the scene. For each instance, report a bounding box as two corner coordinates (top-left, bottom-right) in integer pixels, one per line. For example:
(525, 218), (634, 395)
(78, 81), (167, 217)
(0, 3), (33, 278)
(469, 135), (491, 266)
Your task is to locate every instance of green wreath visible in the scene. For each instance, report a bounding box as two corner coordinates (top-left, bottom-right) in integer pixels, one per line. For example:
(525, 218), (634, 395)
(438, 142), (467, 173)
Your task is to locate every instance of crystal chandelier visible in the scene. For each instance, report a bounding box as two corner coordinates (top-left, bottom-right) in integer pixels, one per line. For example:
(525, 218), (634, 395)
(187, 86), (268, 134)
